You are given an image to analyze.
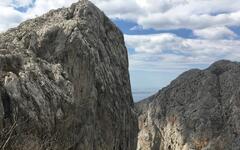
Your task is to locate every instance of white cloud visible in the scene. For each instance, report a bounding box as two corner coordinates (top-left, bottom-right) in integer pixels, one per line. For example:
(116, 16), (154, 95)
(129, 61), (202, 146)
(126, 34), (183, 53)
(14, 0), (33, 7)
(1, 0), (240, 32)
(91, 0), (141, 20)
(0, 0), (33, 7)
(0, 0), (79, 31)
(194, 27), (237, 40)
(125, 33), (240, 72)
(91, 0), (240, 31)
(0, 0), (11, 6)
(130, 25), (143, 31)
(25, 0), (78, 18)
(0, 5), (24, 32)
(138, 11), (240, 30)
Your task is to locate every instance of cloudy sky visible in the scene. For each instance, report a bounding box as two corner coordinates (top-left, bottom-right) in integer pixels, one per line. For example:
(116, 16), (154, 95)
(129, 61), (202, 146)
(1, 0), (240, 101)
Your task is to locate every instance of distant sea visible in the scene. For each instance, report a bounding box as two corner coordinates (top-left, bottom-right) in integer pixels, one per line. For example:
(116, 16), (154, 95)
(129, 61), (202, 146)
(132, 88), (158, 102)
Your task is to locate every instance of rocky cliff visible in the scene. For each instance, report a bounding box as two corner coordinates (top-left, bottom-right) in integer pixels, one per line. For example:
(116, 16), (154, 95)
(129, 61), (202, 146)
(136, 60), (240, 150)
(0, 0), (138, 149)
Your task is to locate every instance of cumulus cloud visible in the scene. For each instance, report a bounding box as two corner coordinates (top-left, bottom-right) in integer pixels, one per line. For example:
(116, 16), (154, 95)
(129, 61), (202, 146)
(14, 0), (33, 7)
(25, 0), (78, 18)
(0, 0), (33, 8)
(138, 11), (240, 30)
(91, 0), (240, 31)
(125, 33), (240, 72)
(126, 34), (183, 53)
(0, 0), (79, 31)
(0, 5), (24, 32)
(92, 0), (141, 20)
(0, 0), (35, 32)
(193, 27), (237, 40)
(1, 0), (240, 32)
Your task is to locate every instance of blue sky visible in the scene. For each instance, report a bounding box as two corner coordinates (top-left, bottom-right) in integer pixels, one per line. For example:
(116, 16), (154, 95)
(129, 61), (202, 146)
(1, 0), (240, 101)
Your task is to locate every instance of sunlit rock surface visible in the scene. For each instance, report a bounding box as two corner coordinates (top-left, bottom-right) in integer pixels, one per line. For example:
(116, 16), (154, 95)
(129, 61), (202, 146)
(136, 60), (240, 150)
(0, 1), (138, 149)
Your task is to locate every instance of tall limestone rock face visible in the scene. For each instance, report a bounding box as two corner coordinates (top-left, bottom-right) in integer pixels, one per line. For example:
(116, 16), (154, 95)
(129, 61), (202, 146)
(136, 60), (240, 150)
(0, 0), (138, 149)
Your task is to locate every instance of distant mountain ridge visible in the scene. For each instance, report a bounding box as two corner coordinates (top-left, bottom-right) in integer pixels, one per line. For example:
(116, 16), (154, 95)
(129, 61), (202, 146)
(136, 60), (240, 150)
(132, 88), (158, 101)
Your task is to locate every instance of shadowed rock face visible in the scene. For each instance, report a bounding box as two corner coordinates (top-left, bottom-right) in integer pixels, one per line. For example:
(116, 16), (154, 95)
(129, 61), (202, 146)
(136, 60), (240, 150)
(0, 0), (138, 149)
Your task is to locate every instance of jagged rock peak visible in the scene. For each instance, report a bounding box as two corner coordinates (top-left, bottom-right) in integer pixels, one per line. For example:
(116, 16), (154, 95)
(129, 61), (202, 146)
(207, 59), (239, 75)
(0, 1), (138, 149)
(136, 60), (240, 150)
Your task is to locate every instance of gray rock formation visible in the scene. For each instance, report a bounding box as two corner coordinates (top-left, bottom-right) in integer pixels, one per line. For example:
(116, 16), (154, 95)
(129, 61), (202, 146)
(0, 0), (138, 149)
(136, 60), (240, 150)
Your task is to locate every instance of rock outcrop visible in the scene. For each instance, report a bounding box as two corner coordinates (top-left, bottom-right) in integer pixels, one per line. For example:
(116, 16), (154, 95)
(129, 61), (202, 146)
(136, 60), (240, 150)
(0, 0), (138, 149)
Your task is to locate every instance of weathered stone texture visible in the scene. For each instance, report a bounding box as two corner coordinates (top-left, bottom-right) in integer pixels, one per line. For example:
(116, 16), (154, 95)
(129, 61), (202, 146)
(0, 1), (138, 149)
(136, 60), (240, 150)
